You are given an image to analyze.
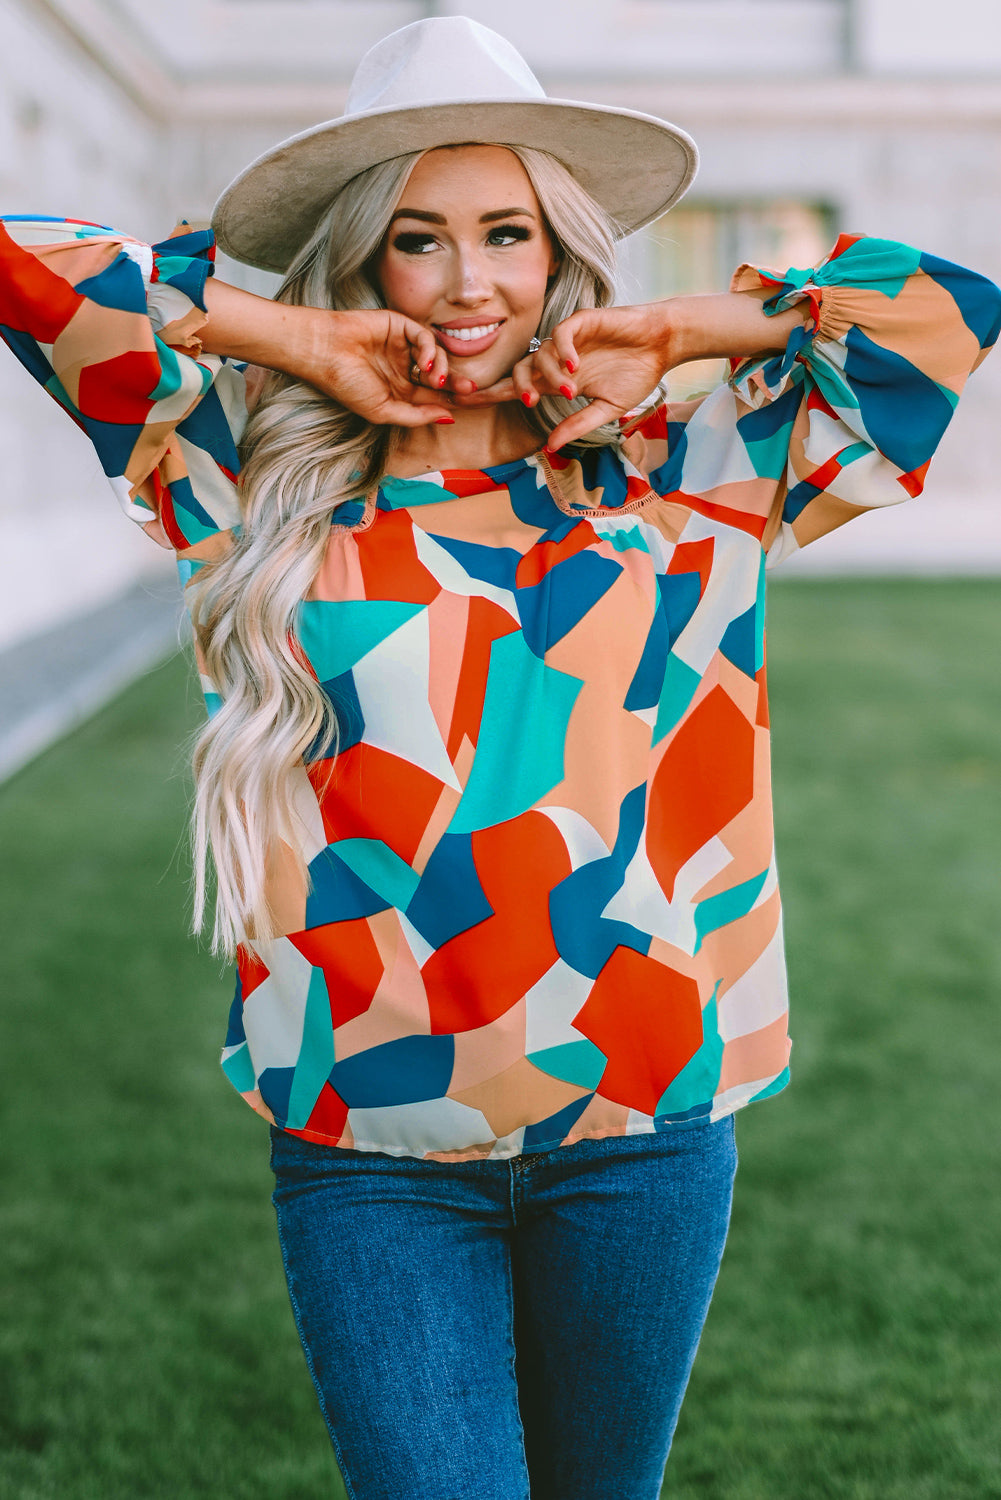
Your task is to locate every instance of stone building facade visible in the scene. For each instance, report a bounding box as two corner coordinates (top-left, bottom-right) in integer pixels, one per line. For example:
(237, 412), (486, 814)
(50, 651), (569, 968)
(2, 0), (1000, 645)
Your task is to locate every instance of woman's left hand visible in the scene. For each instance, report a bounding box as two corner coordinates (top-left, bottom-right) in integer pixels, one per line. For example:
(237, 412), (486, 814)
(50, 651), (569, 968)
(454, 303), (676, 450)
(452, 294), (809, 450)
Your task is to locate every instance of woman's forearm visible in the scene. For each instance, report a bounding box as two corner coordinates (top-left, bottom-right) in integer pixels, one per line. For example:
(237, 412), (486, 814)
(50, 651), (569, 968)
(658, 291), (811, 367)
(199, 279), (325, 380)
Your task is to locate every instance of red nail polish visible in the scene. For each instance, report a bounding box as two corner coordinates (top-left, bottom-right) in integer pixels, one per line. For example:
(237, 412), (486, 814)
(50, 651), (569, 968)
(435, 416), (455, 425)
(438, 375), (447, 388)
(559, 385), (573, 399)
(521, 392), (533, 407)
(565, 360), (576, 374)
(468, 381), (478, 392)
(425, 360), (434, 372)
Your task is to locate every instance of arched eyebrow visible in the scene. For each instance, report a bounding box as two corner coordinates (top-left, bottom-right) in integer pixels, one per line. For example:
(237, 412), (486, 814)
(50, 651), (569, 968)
(389, 206), (537, 224)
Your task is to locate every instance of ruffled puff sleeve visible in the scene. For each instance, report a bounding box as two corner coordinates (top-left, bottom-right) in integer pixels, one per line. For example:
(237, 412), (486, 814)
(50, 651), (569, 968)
(0, 216), (244, 553)
(727, 234), (1001, 564)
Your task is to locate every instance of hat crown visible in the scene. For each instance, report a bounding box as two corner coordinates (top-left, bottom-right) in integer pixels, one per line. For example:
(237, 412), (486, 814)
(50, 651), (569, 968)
(345, 16), (546, 116)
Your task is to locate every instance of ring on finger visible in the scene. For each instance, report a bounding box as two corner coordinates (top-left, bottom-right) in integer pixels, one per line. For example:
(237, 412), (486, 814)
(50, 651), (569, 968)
(527, 336), (553, 355)
(411, 362), (423, 383)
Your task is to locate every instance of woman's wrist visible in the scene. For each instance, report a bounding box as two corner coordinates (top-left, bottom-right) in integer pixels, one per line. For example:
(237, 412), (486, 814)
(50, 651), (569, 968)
(652, 291), (810, 367)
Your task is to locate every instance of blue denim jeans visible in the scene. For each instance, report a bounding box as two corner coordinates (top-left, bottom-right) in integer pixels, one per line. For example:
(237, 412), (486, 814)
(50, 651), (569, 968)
(270, 1117), (737, 1500)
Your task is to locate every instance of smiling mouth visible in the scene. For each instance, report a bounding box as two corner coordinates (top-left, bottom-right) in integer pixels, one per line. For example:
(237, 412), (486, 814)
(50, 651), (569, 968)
(433, 321), (504, 343)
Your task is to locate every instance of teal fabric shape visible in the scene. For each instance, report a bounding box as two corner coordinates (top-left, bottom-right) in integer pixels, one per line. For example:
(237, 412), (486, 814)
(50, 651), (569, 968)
(528, 1039), (607, 1092)
(331, 838), (420, 912)
(381, 475), (454, 509)
(296, 599), (424, 683)
(750, 1065), (791, 1104)
(652, 653), (701, 744)
(694, 869), (770, 953)
(812, 237), (921, 300)
(285, 967), (337, 1130)
(596, 522), (652, 555)
(221, 1041), (256, 1094)
(655, 987), (723, 1115)
(449, 631), (583, 833)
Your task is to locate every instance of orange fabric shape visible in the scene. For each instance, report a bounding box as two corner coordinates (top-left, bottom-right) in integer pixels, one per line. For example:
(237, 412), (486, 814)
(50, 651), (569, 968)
(433, 468), (506, 498)
(0, 225), (85, 342)
(302, 1081), (350, 1144)
(445, 595), (520, 761)
(289, 918), (384, 1028)
(423, 811), (572, 1034)
(574, 945), (704, 1115)
(236, 944), (271, 1000)
(897, 458), (931, 498)
(754, 662), (770, 729)
(310, 742), (445, 864)
(356, 506), (441, 604)
(515, 520), (595, 588)
(667, 536), (715, 598)
(76, 349), (161, 423)
(648, 682), (756, 901)
(674, 489), (768, 542)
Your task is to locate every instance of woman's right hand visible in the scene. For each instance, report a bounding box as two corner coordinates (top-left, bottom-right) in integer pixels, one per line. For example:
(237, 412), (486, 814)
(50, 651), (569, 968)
(200, 281), (468, 425)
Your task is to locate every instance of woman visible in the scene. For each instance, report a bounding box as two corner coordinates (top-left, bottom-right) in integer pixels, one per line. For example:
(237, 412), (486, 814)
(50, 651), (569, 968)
(2, 15), (998, 1500)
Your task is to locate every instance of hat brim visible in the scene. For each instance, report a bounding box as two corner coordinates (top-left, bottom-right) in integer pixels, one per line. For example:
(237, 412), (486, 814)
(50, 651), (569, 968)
(212, 98), (698, 273)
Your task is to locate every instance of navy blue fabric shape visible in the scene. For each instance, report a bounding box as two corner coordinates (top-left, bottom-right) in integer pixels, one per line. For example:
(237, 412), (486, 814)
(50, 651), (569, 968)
(330, 1034), (456, 1108)
(305, 845), (390, 927)
(843, 325), (955, 474)
(720, 603), (759, 679)
(624, 602), (670, 712)
(405, 832), (494, 949)
(522, 1092), (594, 1152)
(648, 422), (688, 497)
(176, 383), (240, 473)
(75, 412), (146, 478)
(1, 324), (54, 385)
(427, 533), (521, 590)
(75, 251), (148, 313)
(505, 465), (568, 528)
(258, 1066), (295, 1124)
(736, 382), (802, 461)
(331, 498), (367, 529)
(518, 550), (621, 656)
(918, 252), (1001, 348)
(224, 983), (247, 1048)
(782, 474), (823, 523)
(549, 784), (651, 979)
(313, 670), (365, 759)
(164, 473), (218, 536)
(584, 445), (636, 510)
(657, 570), (702, 651)
(151, 226), (215, 263)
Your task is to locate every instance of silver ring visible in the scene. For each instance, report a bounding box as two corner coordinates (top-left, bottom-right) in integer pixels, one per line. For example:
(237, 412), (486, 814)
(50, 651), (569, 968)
(527, 336), (552, 355)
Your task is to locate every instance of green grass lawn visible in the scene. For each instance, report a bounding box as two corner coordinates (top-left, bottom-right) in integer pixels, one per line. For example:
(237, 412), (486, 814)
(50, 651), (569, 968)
(1, 579), (999, 1500)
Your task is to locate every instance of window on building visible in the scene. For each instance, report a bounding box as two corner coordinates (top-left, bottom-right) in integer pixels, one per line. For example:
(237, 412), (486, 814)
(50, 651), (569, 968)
(634, 199), (837, 397)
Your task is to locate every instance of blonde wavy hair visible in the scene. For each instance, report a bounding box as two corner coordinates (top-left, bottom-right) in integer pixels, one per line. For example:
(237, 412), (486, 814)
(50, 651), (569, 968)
(189, 144), (621, 957)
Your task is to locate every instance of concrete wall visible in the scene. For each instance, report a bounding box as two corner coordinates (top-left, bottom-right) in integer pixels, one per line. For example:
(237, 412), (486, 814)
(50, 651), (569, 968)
(2, 0), (1001, 646)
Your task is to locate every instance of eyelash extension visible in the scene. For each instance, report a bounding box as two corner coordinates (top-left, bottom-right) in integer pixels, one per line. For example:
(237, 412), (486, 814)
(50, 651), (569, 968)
(488, 224), (531, 243)
(392, 232), (437, 253)
(391, 224), (533, 254)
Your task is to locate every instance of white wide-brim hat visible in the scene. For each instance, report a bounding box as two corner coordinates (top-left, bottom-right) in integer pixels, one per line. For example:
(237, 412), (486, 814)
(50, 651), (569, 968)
(213, 15), (698, 273)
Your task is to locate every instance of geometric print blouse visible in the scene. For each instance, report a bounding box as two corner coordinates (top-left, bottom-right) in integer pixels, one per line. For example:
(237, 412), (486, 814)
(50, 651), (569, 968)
(1, 215), (998, 1159)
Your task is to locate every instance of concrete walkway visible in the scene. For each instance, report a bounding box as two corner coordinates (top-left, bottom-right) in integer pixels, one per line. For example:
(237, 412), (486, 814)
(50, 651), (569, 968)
(0, 577), (185, 784)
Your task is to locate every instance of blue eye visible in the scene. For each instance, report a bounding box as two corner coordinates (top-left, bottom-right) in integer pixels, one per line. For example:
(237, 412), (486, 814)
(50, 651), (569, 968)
(393, 232), (437, 254)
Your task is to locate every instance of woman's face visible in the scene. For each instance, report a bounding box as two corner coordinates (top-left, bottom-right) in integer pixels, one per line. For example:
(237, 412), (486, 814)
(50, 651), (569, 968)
(375, 144), (559, 390)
